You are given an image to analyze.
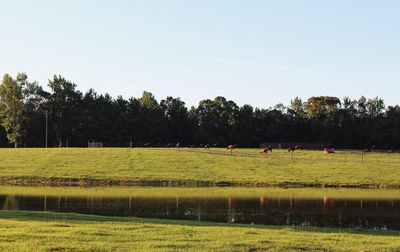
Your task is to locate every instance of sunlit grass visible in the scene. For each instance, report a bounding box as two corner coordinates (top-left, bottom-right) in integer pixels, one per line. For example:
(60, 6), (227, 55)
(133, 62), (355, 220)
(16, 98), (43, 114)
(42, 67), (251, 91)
(0, 148), (399, 187)
(1, 186), (400, 200)
(0, 211), (399, 252)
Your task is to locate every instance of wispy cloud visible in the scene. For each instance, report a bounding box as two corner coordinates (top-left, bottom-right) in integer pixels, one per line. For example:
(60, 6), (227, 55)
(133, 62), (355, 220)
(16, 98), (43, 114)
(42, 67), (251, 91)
(210, 57), (325, 75)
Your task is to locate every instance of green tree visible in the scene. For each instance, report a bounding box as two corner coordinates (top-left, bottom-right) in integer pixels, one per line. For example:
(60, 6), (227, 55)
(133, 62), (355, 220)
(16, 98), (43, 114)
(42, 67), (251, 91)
(288, 97), (305, 118)
(160, 96), (192, 143)
(47, 75), (82, 147)
(0, 74), (24, 147)
(139, 91), (158, 110)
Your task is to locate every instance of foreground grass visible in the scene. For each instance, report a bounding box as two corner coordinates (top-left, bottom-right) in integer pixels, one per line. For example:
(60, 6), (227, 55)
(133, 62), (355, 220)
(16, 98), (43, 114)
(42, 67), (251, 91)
(0, 148), (399, 187)
(0, 211), (399, 251)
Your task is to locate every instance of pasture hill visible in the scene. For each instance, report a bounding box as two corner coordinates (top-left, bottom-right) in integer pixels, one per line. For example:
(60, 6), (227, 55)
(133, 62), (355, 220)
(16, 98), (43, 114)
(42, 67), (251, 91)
(0, 148), (399, 188)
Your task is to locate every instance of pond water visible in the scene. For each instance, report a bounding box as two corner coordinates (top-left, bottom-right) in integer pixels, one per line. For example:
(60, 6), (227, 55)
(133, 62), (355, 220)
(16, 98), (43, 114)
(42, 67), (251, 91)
(1, 188), (400, 230)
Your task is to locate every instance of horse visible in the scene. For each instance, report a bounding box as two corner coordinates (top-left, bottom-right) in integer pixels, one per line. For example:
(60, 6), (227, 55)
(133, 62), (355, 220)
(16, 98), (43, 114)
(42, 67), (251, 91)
(204, 144), (210, 150)
(363, 148), (371, 153)
(227, 144), (237, 150)
(324, 148), (335, 154)
(260, 147), (272, 154)
(288, 147), (295, 152)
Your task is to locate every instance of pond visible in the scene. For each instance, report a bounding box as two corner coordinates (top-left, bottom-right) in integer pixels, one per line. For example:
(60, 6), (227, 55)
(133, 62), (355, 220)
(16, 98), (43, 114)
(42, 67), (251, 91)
(1, 186), (400, 230)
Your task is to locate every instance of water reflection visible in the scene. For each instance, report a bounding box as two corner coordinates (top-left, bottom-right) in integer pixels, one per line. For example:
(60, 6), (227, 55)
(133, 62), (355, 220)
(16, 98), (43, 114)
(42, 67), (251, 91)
(1, 194), (399, 230)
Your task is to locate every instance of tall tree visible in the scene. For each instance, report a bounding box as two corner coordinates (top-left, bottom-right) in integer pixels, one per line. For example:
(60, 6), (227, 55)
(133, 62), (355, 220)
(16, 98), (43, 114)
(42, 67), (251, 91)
(0, 74), (24, 147)
(47, 75), (82, 147)
(160, 96), (192, 143)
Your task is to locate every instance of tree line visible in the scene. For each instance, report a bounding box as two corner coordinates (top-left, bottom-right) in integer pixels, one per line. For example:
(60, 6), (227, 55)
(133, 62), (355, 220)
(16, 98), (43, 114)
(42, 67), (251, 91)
(0, 73), (399, 149)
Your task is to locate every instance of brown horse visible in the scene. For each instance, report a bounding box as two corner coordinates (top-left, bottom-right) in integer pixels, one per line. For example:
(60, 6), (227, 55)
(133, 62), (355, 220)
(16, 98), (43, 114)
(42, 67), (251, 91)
(260, 147), (272, 154)
(227, 144), (237, 150)
(324, 148), (335, 154)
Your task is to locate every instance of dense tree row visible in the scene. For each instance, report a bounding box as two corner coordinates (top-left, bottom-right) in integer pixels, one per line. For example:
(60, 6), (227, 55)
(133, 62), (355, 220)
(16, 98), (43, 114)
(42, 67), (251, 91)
(0, 73), (399, 149)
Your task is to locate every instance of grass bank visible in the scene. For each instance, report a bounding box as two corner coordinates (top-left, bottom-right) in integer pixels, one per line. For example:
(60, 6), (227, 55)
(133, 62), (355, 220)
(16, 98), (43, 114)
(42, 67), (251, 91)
(0, 148), (399, 188)
(0, 211), (399, 251)
(1, 185), (400, 200)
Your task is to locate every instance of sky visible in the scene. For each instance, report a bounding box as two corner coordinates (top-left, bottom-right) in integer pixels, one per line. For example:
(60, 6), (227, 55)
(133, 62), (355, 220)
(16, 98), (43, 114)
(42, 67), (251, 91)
(1, 0), (400, 108)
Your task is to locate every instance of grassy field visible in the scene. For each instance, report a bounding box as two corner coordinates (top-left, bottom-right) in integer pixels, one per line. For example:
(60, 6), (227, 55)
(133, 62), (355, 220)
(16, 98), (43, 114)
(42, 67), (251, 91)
(0, 211), (399, 251)
(0, 148), (399, 188)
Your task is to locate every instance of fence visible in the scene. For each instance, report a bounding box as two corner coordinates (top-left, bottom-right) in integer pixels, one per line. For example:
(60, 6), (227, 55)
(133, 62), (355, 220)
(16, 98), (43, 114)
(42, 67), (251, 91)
(88, 140), (104, 148)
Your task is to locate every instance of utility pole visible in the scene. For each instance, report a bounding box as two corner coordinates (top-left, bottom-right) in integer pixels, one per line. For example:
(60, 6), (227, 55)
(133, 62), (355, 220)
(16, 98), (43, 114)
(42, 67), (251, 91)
(45, 112), (48, 148)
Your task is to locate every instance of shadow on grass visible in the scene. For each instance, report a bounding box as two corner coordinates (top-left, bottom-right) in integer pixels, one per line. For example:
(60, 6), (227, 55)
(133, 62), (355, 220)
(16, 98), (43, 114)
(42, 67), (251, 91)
(1, 210), (399, 238)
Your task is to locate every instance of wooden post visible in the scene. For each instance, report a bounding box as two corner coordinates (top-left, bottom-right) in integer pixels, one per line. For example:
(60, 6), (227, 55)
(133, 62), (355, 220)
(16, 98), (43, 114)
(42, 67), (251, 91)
(44, 195), (47, 211)
(176, 196), (179, 214)
(361, 152), (364, 164)
(45, 112), (48, 148)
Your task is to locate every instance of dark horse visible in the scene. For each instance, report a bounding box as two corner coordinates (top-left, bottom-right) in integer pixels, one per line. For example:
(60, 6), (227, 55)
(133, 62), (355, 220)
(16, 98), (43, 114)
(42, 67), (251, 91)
(288, 145), (300, 152)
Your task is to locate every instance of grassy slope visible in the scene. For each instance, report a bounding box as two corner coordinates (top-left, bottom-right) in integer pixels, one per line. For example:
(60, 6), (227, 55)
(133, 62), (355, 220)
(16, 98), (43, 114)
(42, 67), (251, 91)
(0, 211), (399, 252)
(0, 148), (399, 187)
(2, 185), (400, 199)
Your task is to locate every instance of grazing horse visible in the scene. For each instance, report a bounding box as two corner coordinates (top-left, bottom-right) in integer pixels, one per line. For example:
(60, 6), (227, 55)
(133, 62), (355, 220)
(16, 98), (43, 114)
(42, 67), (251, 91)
(204, 144), (210, 150)
(227, 144), (237, 150)
(227, 144), (237, 155)
(294, 145), (301, 150)
(260, 147), (272, 154)
(288, 147), (295, 152)
(388, 149), (394, 154)
(324, 148), (335, 154)
(363, 148), (371, 153)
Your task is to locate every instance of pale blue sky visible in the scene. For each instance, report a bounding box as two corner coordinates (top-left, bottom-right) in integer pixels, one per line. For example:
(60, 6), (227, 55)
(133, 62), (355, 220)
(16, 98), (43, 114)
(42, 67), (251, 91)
(1, 0), (399, 107)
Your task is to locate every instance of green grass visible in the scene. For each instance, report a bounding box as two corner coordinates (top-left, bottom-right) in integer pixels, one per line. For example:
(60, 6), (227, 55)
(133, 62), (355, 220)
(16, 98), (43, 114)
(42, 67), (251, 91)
(0, 210), (399, 251)
(0, 148), (399, 187)
(1, 185), (400, 200)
